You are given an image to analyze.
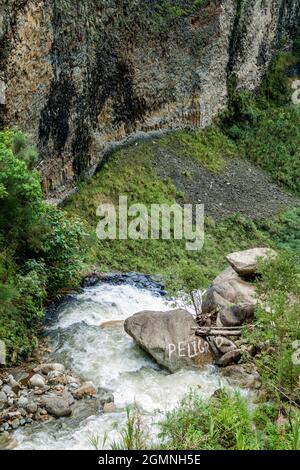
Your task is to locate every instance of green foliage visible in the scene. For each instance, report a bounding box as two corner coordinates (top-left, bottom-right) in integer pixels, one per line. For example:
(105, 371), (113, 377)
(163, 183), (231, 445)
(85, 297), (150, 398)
(293, 26), (300, 58)
(39, 207), (90, 294)
(236, 106), (300, 194)
(67, 136), (298, 296)
(258, 53), (295, 107)
(0, 130), (88, 362)
(161, 127), (237, 172)
(243, 251), (300, 402)
(224, 52), (300, 195)
(112, 405), (149, 450)
(158, 390), (300, 450)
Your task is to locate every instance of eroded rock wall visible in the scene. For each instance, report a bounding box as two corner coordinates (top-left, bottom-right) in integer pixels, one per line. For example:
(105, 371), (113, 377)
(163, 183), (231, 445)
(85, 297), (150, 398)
(0, 0), (299, 200)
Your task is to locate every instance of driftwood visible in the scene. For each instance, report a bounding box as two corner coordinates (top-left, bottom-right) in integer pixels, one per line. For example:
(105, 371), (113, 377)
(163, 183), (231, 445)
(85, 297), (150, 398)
(191, 326), (241, 330)
(195, 328), (241, 337)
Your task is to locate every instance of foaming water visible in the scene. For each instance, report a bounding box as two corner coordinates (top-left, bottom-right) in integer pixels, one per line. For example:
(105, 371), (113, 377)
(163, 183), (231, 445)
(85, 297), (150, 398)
(15, 279), (223, 450)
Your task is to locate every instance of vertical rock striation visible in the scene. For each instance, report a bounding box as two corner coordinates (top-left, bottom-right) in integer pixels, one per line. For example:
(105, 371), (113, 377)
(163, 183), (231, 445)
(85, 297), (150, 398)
(0, 0), (299, 200)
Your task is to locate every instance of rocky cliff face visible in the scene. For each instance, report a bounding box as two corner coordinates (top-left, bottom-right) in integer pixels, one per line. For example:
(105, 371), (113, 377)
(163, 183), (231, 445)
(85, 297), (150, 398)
(0, 0), (299, 200)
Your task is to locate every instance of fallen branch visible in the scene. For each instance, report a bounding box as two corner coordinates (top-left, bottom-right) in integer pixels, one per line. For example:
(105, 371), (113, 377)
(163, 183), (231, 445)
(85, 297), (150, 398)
(191, 326), (241, 330)
(195, 328), (241, 337)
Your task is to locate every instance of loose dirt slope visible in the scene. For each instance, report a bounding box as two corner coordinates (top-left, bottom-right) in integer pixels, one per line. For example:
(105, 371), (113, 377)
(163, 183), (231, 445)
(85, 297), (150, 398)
(153, 148), (300, 221)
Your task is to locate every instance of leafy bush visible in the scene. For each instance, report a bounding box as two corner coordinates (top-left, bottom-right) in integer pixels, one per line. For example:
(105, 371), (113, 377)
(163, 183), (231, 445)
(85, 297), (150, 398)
(0, 130), (88, 361)
(243, 251), (300, 402)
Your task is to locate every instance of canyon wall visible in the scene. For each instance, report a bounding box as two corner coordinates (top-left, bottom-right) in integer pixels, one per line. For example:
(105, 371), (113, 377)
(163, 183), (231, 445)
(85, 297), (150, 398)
(0, 0), (299, 200)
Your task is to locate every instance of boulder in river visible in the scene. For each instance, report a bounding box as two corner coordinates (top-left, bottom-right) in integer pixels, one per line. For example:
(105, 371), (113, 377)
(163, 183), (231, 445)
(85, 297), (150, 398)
(42, 392), (73, 418)
(124, 309), (213, 373)
(226, 248), (277, 276)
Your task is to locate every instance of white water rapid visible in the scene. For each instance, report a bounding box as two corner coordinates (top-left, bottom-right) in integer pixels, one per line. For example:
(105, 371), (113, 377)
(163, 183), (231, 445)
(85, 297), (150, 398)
(14, 276), (225, 450)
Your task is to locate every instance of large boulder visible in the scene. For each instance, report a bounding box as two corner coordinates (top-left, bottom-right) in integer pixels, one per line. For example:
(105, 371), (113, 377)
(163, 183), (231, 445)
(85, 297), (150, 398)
(226, 248), (277, 276)
(124, 309), (213, 373)
(42, 392), (73, 418)
(202, 267), (257, 327)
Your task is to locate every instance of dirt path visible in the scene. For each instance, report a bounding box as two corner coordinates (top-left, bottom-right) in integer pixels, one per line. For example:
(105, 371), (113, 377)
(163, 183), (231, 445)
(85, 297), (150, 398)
(153, 149), (300, 221)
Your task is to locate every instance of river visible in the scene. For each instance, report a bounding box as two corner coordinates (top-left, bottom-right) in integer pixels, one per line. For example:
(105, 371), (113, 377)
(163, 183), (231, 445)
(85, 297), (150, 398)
(14, 274), (225, 450)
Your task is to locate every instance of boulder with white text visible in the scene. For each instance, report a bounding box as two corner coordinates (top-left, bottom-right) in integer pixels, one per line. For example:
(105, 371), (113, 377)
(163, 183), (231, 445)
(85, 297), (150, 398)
(124, 309), (212, 373)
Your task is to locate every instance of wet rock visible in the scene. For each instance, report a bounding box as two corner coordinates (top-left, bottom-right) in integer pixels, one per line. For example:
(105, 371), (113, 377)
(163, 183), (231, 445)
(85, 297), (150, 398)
(74, 381), (97, 399)
(29, 374), (46, 388)
(82, 273), (101, 288)
(217, 349), (242, 367)
(98, 387), (114, 407)
(65, 375), (80, 386)
(71, 398), (101, 423)
(99, 320), (125, 329)
(42, 394), (72, 418)
(226, 248), (277, 276)
(125, 309), (213, 373)
(220, 364), (262, 390)
(103, 402), (116, 413)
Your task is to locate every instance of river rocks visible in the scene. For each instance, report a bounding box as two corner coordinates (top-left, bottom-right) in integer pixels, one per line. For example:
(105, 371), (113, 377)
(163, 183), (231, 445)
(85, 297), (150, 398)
(213, 337), (237, 355)
(103, 402), (116, 413)
(47, 371), (66, 385)
(74, 382), (97, 399)
(8, 375), (20, 394)
(226, 248), (277, 276)
(220, 364), (262, 390)
(217, 350), (242, 367)
(35, 363), (65, 375)
(29, 374), (46, 388)
(0, 391), (7, 411)
(0, 361), (104, 433)
(125, 309), (213, 373)
(98, 387), (114, 407)
(42, 394), (72, 418)
(25, 402), (38, 414)
(202, 267), (257, 327)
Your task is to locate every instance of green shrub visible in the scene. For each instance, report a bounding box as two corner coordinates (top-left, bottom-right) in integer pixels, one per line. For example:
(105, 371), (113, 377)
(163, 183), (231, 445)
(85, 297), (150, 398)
(158, 390), (300, 450)
(0, 130), (88, 361)
(243, 251), (300, 401)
